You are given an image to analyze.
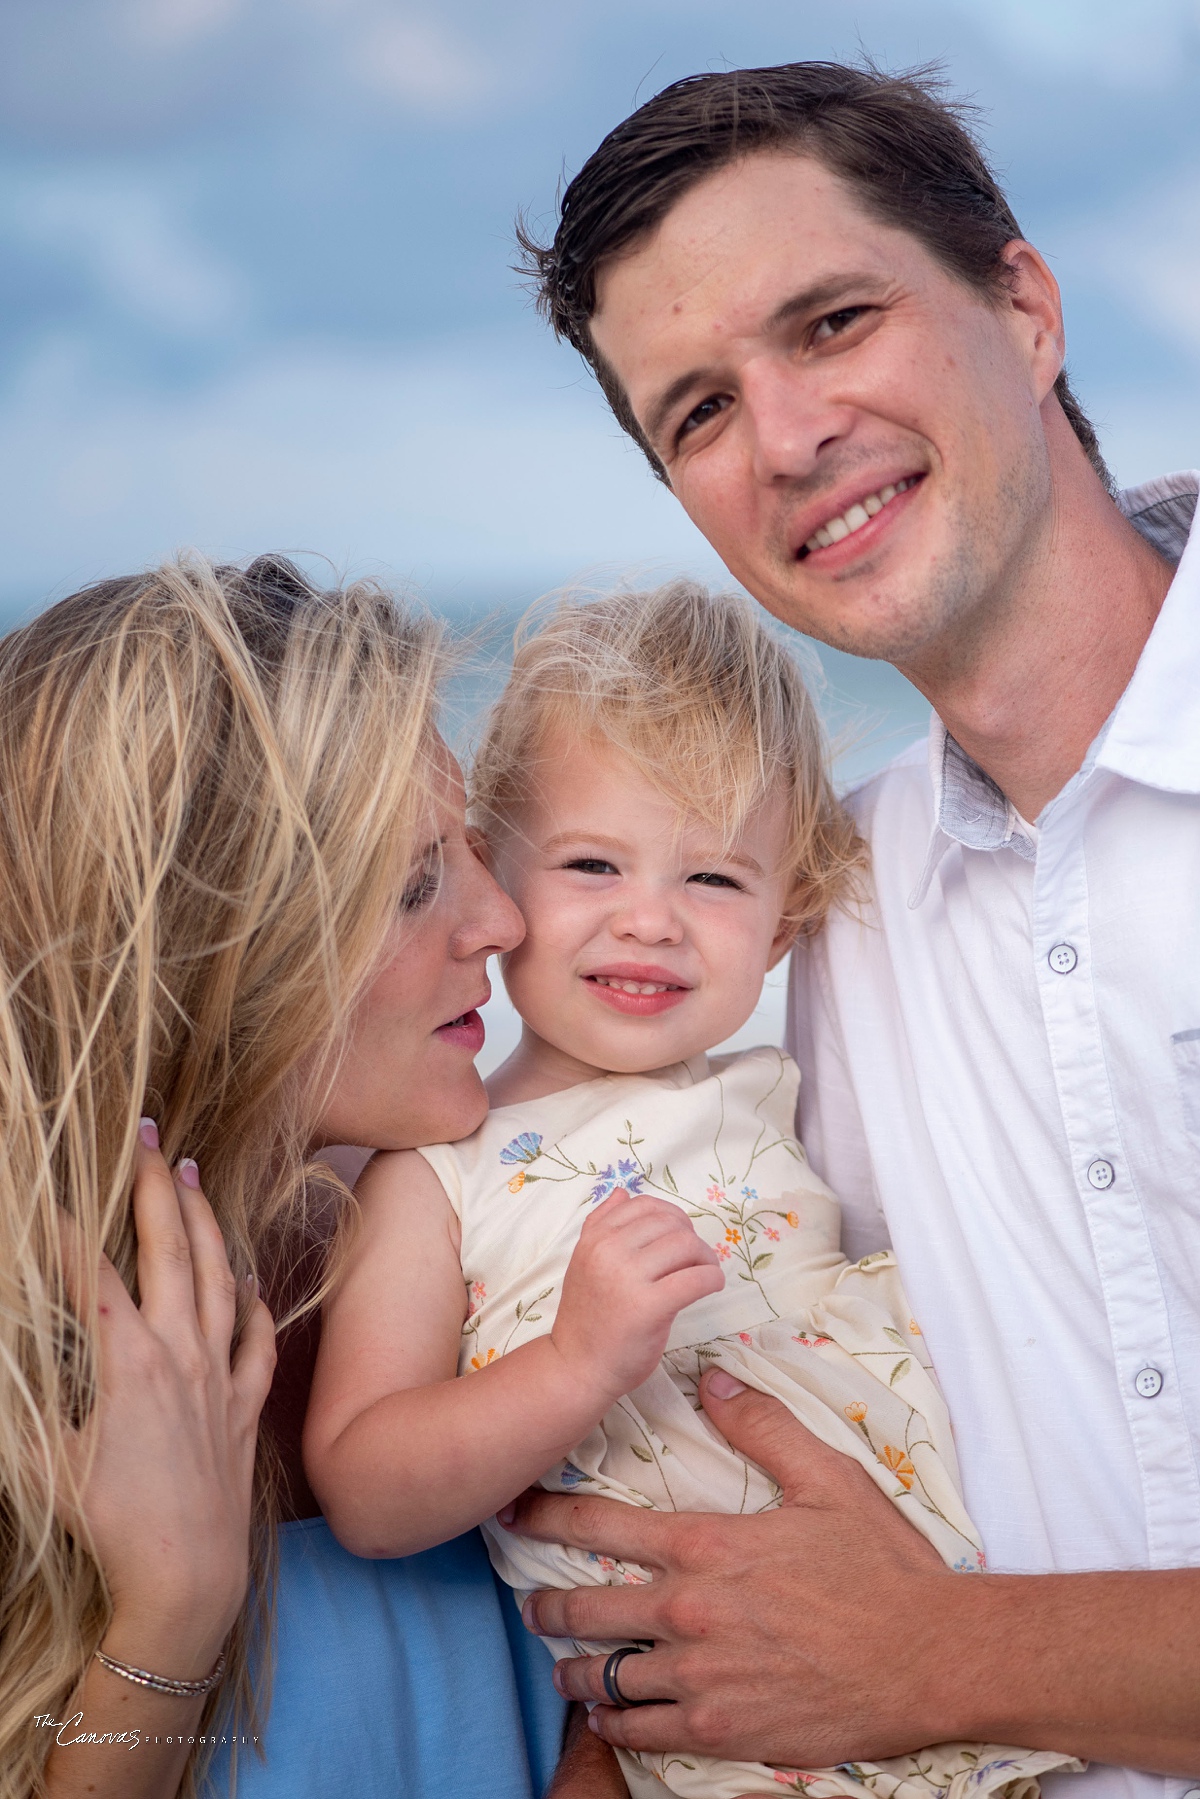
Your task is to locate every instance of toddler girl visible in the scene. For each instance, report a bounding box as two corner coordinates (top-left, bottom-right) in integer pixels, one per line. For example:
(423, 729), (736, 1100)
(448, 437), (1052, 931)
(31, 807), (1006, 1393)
(304, 584), (1078, 1799)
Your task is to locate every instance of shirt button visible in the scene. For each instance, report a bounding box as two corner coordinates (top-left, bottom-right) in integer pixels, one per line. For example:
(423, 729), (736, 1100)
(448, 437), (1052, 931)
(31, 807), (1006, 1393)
(1134, 1367), (1164, 1399)
(1086, 1158), (1115, 1190)
(1047, 942), (1078, 974)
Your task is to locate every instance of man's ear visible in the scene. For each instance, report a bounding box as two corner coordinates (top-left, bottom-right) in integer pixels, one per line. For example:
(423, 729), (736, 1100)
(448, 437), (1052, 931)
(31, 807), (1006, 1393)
(999, 239), (1065, 405)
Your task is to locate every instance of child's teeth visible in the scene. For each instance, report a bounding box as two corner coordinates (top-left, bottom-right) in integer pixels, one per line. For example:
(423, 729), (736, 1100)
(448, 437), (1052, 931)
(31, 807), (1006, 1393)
(804, 477), (914, 554)
(593, 977), (673, 994)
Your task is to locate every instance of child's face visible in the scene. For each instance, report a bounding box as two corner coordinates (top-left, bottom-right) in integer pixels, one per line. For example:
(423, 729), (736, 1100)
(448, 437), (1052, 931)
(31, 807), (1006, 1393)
(493, 731), (794, 1076)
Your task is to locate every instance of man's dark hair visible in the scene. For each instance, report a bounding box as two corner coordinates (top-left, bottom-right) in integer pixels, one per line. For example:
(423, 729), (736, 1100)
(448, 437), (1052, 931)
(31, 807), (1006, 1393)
(518, 62), (1113, 491)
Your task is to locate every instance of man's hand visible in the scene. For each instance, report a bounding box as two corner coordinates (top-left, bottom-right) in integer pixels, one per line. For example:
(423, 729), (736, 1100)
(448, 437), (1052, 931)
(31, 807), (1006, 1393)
(507, 1370), (1200, 1775)
(552, 1189), (723, 1405)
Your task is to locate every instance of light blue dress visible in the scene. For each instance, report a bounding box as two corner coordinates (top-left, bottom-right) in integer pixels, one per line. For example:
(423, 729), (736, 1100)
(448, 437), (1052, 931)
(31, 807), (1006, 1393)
(204, 1519), (565, 1797)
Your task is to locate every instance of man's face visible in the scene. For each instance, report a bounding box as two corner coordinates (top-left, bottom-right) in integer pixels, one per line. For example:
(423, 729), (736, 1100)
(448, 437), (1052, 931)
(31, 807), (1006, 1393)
(589, 152), (1061, 668)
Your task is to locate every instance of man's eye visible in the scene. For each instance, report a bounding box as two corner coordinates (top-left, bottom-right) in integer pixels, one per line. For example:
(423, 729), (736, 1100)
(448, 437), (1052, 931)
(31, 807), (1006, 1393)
(812, 306), (864, 342)
(678, 394), (730, 439)
(688, 871), (741, 890)
(563, 858), (618, 876)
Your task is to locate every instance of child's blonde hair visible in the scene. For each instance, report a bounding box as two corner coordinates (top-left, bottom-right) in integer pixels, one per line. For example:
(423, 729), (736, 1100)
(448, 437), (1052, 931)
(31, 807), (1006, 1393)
(472, 580), (864, 934)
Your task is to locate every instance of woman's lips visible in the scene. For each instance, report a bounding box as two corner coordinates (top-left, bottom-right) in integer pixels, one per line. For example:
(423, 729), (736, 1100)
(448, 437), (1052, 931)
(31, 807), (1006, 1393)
(434, 1008), (486, 1052)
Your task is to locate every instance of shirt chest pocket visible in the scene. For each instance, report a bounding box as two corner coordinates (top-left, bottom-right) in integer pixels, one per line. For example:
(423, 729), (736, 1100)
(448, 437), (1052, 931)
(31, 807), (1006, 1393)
(1173, 1028), (1200, 1146)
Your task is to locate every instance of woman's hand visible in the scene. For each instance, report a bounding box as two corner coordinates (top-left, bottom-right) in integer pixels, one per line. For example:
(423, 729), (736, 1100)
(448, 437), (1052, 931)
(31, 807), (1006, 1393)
(59, 1120), (276, 1676)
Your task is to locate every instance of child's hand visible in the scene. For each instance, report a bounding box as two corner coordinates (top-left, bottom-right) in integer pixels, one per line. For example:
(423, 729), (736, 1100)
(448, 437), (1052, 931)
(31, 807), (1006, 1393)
(551, 1189), (724, 1405)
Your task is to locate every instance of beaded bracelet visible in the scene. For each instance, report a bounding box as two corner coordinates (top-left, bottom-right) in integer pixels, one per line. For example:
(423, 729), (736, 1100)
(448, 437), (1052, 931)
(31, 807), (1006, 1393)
(94, 1646), (227, 1698)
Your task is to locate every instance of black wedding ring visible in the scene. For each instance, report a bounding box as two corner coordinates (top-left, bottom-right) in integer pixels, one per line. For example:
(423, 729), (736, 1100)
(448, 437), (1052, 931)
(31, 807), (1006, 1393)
(601, 1643), (650, 1708)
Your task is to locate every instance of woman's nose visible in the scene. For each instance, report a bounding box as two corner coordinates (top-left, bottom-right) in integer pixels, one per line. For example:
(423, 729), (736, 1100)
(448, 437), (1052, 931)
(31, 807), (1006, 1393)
(455, 855), (525, 958)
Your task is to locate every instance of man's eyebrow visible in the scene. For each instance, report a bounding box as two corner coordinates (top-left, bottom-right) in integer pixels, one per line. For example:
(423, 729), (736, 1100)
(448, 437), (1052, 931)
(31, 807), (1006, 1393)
(642, 272), (888, 449)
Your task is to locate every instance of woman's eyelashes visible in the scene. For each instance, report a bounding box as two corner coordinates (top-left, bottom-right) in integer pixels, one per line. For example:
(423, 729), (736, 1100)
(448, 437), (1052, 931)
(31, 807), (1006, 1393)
(400, 864), (441, 911)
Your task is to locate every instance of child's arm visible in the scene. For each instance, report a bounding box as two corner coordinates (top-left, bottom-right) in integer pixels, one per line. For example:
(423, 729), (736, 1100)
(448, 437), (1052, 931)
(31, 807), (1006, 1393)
(303, 1149), (723, 1559)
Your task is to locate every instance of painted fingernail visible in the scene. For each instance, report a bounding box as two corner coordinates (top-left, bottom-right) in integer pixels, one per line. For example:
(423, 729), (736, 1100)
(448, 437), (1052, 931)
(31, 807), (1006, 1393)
(497, 1502), (516, 1527)
(138, 1117), (159, 1149)
(706, 1368), (747, 1400)
(177, 1158), (200, 1189)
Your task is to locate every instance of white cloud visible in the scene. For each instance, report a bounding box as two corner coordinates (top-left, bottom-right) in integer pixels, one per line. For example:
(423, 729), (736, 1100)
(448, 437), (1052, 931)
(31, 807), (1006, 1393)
(0, 328), (725, 607)
(1063, 168), (1200, 364)
(1, 170), (247, 338)
(348, 11), (494, 111)
(938, 0), (1200, 87)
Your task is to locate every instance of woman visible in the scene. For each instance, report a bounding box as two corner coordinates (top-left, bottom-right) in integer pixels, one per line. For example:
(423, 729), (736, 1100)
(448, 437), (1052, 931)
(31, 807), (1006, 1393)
(0, 553), (566, 1798)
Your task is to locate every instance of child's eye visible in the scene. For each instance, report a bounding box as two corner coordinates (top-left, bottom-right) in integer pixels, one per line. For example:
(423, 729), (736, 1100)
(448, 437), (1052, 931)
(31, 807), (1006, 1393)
(688, 871), (742, 890)
(563, 857), (619, 876)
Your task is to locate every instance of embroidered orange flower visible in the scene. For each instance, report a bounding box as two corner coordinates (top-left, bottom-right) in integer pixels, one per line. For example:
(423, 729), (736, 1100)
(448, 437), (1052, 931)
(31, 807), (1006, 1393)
(785, 1211), (799, 1229)
(909, 1317), (922, 1336)
(724, 1227), (741, 1244)
(880, 1445), (915, 1490)
(508, 1170), (526, 1194)
(844, 1400), (868, 1424)
(470, 1347), (498, 1371)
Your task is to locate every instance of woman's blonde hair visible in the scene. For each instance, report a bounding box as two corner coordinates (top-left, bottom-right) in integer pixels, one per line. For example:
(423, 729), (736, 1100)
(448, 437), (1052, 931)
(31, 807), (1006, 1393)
(0, 553), (444, 1798)
(472, 580), (864, 933)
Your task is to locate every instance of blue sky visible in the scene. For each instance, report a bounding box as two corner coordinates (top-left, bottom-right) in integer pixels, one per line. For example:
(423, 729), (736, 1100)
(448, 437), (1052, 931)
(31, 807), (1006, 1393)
(2, 0), (1198, 634)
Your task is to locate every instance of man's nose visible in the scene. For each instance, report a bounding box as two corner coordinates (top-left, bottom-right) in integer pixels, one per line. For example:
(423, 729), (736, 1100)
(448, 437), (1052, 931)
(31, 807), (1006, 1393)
(741, 355), (854, 486)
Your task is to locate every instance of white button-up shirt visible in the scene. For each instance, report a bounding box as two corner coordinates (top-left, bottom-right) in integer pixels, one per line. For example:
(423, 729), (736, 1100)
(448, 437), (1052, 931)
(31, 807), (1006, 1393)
(787, 472), (1200, 1799)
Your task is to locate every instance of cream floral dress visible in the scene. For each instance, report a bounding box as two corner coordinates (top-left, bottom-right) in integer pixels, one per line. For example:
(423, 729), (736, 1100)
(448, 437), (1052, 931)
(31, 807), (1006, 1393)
(417, 1048), (1080, 1799)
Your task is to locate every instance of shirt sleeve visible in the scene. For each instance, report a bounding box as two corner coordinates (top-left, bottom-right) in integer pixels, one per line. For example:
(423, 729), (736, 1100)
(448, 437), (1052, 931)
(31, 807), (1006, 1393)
(786, 932), (892, 1261)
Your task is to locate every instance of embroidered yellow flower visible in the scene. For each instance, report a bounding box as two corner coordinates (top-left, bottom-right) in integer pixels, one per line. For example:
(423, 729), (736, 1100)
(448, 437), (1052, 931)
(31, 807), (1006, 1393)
(508, 1170), (526, 1194)
(470, 1347), (498, 1371)
(880, 1445), (915, 1490)
(844, 1400), (867, 1424)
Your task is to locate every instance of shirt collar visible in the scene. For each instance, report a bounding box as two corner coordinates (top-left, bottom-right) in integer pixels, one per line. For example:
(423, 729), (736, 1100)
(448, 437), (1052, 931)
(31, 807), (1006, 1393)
(909, 469), (1199, 909)
(1095, 470), (1200, 792)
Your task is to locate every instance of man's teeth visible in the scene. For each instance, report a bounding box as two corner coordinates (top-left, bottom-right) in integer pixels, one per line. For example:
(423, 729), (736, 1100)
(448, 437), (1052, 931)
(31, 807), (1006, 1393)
(805, 477), (917, 553)
(592, 976), (679, 995)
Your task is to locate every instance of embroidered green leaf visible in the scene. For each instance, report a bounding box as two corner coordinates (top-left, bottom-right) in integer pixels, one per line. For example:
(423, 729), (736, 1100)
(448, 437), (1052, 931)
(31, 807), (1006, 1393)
(630, 1444), (654, 1463)
(751, 1252), (774, 1271)
(888, 1358), (912, 1386)
(883, 1327), (906, 1345)
(524, 1314), (542, 1325)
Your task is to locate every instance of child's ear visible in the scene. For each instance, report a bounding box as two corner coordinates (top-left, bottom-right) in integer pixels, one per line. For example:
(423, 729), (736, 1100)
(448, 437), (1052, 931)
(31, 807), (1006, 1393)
(766, 914), (801, 970)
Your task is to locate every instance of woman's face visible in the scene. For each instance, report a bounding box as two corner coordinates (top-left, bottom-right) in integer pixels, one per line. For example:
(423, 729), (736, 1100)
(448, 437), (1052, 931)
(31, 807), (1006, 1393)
(312, 752), (524, 1152)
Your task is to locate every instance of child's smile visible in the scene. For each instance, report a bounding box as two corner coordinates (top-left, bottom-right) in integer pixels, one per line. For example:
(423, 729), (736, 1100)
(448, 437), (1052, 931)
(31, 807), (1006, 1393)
(490, 729), (795, 1088)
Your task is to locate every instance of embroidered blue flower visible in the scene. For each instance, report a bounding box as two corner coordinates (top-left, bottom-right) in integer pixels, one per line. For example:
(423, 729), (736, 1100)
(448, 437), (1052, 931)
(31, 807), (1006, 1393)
(740, 1184), (759, 1202)
(617, 1158), (645, 1193)
(560, 1461), (589, 1488)
(588, 1164), (620, 1202)
(499, 1132), (543, 1166)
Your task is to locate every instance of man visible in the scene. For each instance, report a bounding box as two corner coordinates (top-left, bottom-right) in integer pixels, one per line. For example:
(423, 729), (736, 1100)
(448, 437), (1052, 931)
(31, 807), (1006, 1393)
(506, 62), (1200, 1796)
